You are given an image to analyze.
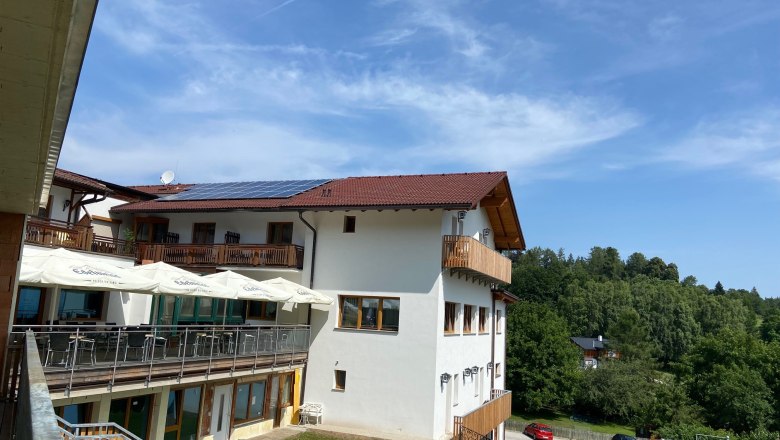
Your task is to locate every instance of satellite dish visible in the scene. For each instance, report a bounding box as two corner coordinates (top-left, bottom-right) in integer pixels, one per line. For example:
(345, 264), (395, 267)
(160, 170), (175, 185)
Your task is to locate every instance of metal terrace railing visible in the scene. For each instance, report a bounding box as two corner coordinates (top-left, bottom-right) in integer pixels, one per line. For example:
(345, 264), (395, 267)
(137, 243), (304, 268)
(6, 324), (310, 396)
(25, 216), (136, 258)
(56, 416), (141, 440)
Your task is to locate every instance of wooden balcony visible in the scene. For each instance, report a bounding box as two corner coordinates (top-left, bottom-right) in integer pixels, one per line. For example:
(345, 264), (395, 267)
(453, 389), (512, 439)
(137, 243), (304, 269)
(24, 216), (136, 258)
(442, 235), (511, 285)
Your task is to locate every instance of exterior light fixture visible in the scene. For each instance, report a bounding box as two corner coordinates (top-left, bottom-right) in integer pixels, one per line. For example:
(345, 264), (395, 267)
(440, 373), (452, 384)
(457, 211), (466, 220)
(471, 366), (479, 374)
(483, 228), (491, 237)
(464, 368), (472, 377)
(487, 362), (494, 370)
(62, 199), (71, 211)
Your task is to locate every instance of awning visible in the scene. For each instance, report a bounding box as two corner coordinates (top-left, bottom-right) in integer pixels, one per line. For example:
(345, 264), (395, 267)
(204, 271), (292, 302)
(260, 277), (333, 305)
(19, 248), (159, 292)
(127, 262), (236, 299)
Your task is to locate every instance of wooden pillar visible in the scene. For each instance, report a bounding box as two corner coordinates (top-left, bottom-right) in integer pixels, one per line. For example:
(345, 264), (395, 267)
(0, 213), (25, 390)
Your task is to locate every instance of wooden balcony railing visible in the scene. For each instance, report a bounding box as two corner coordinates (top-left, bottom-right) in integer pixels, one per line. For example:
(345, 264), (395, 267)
(453, 389), (512, 439)
(137, 243), (304, 269)
(442, 235), (511, 284)
(24, 216), (136, 257)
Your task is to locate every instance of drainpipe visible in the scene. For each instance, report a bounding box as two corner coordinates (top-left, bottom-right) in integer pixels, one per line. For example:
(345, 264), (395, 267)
(490, 289), (496, 392)
(297, 211), (317, 406)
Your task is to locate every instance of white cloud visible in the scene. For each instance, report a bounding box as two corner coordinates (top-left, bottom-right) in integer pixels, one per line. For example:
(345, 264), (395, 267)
(662, 109), (780, 179)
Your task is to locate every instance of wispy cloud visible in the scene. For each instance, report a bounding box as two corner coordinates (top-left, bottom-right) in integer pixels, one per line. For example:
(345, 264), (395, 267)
(662, 109), (780, 180)
(256, 0), (298, 19)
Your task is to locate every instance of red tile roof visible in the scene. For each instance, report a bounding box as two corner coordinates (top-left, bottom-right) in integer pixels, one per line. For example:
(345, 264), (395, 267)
(54, 169), (109, 193)
(111, 172), (508, 213)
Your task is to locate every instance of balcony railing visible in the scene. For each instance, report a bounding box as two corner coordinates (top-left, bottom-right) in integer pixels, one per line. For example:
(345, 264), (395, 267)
(453, 389), (512, 439)
(13, 330), (61, 440)
(7, 324), (310, 395)
(25, 216), (136, 258)
(442, 235), (512, 284)
(137, 243), (304, 269)
(57, 416), (141, 440)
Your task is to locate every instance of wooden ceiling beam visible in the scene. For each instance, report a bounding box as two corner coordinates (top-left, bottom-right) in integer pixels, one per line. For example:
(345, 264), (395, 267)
(480, 196), (508, 208)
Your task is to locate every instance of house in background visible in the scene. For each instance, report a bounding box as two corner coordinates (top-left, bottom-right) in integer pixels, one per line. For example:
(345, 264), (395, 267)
(571, 336), (620, 368)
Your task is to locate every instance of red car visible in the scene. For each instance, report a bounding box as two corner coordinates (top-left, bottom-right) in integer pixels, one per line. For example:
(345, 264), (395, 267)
(523, 423), (554, 440)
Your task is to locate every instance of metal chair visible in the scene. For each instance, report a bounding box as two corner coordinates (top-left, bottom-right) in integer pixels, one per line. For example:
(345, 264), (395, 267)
(45, 333), (75, 367)
(124, 329), (148, 361)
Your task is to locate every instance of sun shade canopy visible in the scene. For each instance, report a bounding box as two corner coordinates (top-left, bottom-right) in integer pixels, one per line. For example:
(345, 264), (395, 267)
(127, 262), (236, 299)
(204, 271), (292, 302)
(260, 277), (334, 305)
(19, 248), (159, 292)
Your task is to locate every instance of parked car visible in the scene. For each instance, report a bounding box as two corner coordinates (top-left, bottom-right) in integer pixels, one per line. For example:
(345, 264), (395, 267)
(523, 423), (554, 440)
(612, 434), (636, 440)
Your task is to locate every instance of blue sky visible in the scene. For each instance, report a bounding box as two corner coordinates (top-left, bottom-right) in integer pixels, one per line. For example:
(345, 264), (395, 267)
(60, 0), (780, 296)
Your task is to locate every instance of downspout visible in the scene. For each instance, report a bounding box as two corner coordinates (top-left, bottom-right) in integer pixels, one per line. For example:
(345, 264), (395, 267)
(490, 288), (496, 392)
(297, 211), (317, 406)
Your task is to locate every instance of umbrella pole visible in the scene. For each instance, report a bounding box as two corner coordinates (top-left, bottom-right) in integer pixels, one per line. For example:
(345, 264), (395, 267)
(49, 286), (60, 324)
(222, 299), (228, 326)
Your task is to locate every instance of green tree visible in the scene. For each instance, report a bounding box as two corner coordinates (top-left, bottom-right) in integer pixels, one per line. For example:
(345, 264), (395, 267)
(506, 301), (582, 412)
(624, 252), (648, 279)
(760, 310), (780, 343)
(577, 359), (657, 425)
(606, 308), (658, 361)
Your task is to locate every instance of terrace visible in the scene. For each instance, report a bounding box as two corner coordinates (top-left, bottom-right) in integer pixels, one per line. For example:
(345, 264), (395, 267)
(4, 324), (309, 397)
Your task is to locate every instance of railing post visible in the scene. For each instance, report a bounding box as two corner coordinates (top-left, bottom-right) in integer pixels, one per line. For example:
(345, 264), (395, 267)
(67, 327), (80, 397)
(146, 328), (155, 387)
(253, 327), (260, 372)
(206, 326), (215, 378)
(179, 327), (189, 382)
(231, 326), (238, 374)
(110, 327), (122, 391)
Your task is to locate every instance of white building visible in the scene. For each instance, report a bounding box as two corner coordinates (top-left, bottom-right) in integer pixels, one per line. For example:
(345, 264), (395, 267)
(9, 169), (525, 440)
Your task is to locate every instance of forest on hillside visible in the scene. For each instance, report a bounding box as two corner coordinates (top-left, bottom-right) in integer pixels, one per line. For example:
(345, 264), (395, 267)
(504, 247), (780, 440)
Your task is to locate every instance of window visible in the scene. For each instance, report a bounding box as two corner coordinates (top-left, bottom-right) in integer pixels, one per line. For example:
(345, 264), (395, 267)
(58, 289), (104, 320)
(463, 305), (474, 334)
(496, 310), (503, 334)
(192, 223), (216, 244)
(479, 307), (488, 333)
(334, 370), (346, 390)
(109, 395), (153, 440)
(280, 373), (293, 406)
(338, 296), (399, 331)
(15, 286), (44, 325)
(343, 216), (356, 233)
(134, 217), (169, 243)
(247, 301), (277, 320)
(444, 302), (458, 334)
(57, 403), (92, 425)
(495, 363), (502, 377)
(267, 222), (293, 245)
(234, 380), (267, 422)
(165, 386), (201, 440)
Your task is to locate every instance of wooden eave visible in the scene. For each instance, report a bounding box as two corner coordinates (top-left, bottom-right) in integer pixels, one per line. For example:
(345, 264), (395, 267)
(479, 177), (525, 251)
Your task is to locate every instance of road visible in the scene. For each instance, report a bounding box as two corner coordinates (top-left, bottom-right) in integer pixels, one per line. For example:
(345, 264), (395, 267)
(506, 429), (534, 440)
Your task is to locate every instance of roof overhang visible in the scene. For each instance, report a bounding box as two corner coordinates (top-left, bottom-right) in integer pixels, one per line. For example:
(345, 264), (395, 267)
(492, 288), (520, 304)
(0, 0), (97, 214)
(479, 176), (526, 251)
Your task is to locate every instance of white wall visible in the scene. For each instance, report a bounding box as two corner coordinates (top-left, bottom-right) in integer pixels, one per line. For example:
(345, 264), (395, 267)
(304, 210), (444, 438)
(145, 211), (307, 245)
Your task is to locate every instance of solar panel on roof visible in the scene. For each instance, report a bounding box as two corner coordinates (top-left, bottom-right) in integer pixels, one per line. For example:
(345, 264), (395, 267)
(162, 179), (331, 201)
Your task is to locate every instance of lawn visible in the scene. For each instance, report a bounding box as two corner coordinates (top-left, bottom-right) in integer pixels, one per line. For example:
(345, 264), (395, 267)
(511, 410), (634, 436)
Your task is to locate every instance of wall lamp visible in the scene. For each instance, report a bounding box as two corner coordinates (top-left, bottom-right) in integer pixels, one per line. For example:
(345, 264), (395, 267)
(471, 366), (479, 374)
(487, 362), (494, 370)
(457, 211), (466, 220)
(62, 199), (71, 211)
(464, 368), (472, 377)
(483, 228), (491, 237)
(440, 373), (452, 385)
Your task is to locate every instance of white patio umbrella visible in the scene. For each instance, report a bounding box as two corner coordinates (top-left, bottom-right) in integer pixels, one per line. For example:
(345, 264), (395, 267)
(127, 262), (235, 299)
(204, 271), (292, 302)
(20, 247), (161, 324)
(128, 262), (239, 327)
(260, 277), (334, 305)
(20, 248), (159, 292)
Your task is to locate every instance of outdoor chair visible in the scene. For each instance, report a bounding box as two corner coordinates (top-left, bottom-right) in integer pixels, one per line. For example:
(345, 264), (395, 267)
(45, 333), (75, 367)
(124, 329), (148, 361)
(238, 330), (257, 355)
(141, 325), (167, 360)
